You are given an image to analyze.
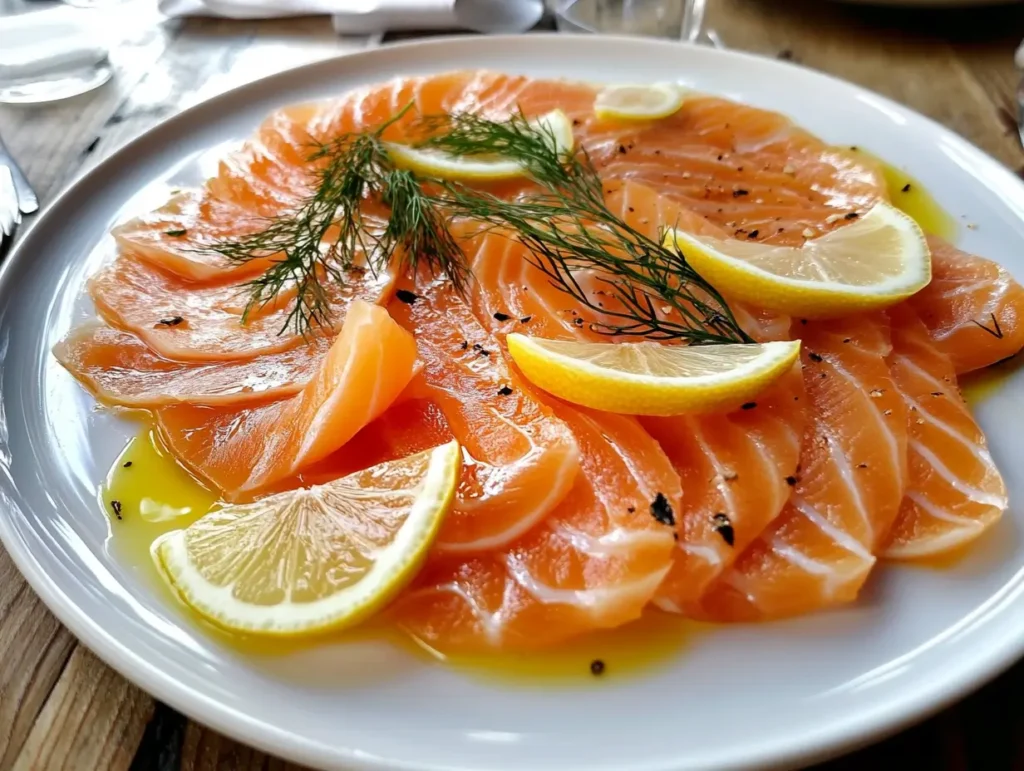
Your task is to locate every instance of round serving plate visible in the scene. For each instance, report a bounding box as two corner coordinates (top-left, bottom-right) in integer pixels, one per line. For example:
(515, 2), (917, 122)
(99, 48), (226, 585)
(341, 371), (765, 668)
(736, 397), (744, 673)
(2, 33), (1024, 771)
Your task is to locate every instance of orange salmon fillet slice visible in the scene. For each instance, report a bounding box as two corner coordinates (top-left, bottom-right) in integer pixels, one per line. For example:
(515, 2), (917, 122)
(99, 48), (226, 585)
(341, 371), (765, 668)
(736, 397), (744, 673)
(392, 400), (680, 651)
(883, 305), (1007, 558)
(911, 236), (1024, 374)
(155, 300), (417, 498)
(643, 363), (806, 613)
(694, 314), (908, 621)
(52, 322), (324, 408)
(386, 272), (580, 554)
(89, 256), (394, 362)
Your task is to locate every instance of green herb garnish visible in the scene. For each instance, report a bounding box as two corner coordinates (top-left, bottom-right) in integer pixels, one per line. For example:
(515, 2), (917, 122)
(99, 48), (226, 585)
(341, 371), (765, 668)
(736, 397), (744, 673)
(210, 106), (749, 344)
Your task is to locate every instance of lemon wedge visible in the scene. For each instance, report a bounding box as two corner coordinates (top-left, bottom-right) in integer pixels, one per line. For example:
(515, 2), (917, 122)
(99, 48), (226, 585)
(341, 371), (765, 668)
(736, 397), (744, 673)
(386, 109), (574, 182)
(663, 202), (931, 318)
(506, 334), (801, 416)
(594, 83), (687, 121)
(152, 440), (461, 637)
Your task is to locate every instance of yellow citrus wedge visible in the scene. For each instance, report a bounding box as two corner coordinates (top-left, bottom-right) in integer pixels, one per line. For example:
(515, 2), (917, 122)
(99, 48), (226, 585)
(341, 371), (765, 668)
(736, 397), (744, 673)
(152, 440), (461, 637)
(386, 109), (574, 182)
(594, 83), (687, 121)
(506, 334), (801, 416)
(663, 201), (931, 318)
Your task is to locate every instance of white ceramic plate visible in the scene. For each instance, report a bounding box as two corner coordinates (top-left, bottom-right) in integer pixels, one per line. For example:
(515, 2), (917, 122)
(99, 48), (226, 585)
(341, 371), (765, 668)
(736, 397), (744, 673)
(3, 34), (1024, 771)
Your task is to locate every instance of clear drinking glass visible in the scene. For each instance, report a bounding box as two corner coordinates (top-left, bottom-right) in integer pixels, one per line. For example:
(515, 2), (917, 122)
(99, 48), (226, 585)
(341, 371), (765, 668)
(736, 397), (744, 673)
(554, 0), (686, 38)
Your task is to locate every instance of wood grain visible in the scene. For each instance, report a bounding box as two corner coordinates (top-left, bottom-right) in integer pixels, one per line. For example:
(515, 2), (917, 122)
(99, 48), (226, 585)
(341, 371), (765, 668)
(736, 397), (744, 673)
(10, 647), (154, 771)
(1, 6), (1023, 770)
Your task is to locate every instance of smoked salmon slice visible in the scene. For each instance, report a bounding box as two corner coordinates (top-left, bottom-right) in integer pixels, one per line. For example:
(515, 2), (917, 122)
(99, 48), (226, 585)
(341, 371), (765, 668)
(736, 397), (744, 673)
(393, 401), (680, 651)
(155, 300), (417, 498)
(385, 273), (580, 553)
(53, 323), (323, 408)
(911, 236), (1024, 374)
(642, 364), (806, 613)
(581, 97), (887, 245)
(883, 305), (1007, 558)
(694, 315), (907, 621)
(112, 190), (279, 283)
(89, 256), (394, 362)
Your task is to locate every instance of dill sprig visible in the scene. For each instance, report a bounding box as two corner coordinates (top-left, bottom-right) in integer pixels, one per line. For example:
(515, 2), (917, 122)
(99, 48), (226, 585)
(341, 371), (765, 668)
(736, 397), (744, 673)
(207, 103), (466, 336)
(418, 112), (751, 344)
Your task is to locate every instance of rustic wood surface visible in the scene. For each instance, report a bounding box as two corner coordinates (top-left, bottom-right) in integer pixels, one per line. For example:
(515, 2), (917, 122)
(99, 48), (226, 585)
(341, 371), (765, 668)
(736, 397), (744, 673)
(1, 1), (1023, 768)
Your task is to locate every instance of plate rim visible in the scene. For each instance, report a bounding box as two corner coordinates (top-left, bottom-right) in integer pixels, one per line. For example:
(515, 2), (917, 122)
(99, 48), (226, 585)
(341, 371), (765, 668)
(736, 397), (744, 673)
(3, 32), (1024, 771)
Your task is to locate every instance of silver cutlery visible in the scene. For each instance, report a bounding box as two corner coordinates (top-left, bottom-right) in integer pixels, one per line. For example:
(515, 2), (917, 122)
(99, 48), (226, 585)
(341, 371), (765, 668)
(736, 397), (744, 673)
(0, 132), (37, 215)
(0, 166), (18, 260)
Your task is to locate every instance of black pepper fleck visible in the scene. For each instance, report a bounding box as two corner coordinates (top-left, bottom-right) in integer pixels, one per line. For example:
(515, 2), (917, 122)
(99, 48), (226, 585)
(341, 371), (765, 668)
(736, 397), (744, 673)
(627, 506), (636, 514)
(157, 316), (184, 327)
(712, 513), (735, 546)
(164, 228), (187, 237)
(618, 145), (628, 154)
(748, 229), (760, 239)
(649, 493), (675, 527)
(110, 500), (123, 520)
(493, 312), (511, 322)
(741, 402), (757, 410)
(590, 659), (606, 676)
(497, 385), (513, 396)
(520, 315), (532, 323)
(122, 461), (132, 468)
(844, 212), (859, 220)
(808, 352), (823, 362)
(733, 189), (749, 197)
(901, 183), (912, 193)
(396, 289), (419, 304)
(785, 476), (798, 486)
(857, 463), (868, 469)
(460, 340), (469, 350)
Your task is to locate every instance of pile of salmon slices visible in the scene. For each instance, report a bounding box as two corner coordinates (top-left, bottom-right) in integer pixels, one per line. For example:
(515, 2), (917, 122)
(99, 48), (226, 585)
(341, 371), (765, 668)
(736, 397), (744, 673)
(56, 70), (1023, 651)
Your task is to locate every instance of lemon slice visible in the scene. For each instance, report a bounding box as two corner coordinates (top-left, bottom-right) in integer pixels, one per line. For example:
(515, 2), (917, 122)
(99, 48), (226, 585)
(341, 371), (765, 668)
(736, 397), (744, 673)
(152, 440), (461, 637)
(386, 109), (574, 182)
(506, 334), (801, 416)
(594, 83), (686, 121)
(663, 202), (931, 318)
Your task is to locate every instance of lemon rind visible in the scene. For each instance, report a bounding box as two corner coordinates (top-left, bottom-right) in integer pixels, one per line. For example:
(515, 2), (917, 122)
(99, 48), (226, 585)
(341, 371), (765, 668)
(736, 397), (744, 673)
(593, 83), (687, 121)
(664, 203), (931, 317)
(507, 335), (801, 416)
(153, 439), (461, 636)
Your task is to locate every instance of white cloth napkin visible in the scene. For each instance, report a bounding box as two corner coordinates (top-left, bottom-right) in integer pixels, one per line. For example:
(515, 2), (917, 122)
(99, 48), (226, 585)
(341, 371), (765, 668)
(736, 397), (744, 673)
(0, 6), (108, 82)
(158, 0), (545, 34)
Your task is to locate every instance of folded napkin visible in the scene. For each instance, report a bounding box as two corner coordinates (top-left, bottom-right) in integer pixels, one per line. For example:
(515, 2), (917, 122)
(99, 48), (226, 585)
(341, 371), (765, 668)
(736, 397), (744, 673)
(159, 0), (545, 34)
(0, 6), (108, 82)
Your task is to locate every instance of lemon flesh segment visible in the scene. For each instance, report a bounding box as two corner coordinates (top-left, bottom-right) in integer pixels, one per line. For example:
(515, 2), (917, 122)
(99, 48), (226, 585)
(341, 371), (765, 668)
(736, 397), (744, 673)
(153, 440), (461, 637)
(594, 83), (687, 121)
(663, 201), (931, 318)
(507, 334), (801, 416)
(386, 109), (575, 182)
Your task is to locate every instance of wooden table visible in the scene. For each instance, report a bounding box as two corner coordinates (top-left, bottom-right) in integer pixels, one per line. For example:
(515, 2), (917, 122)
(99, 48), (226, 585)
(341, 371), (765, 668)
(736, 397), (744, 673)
(1, 2), (1023, 768)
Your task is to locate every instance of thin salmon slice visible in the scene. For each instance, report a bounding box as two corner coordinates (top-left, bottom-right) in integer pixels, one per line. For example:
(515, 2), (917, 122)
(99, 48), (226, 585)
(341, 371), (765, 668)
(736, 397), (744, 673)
(605, 179), (792, 342)
(293, 398), (456, 487)
(89, 256), (394, 361)
(53, 322), (324, 408)
(582, 96), (887, 245)
(694, 315), (908, 621)
(883, 305), (1007, 558)
(155, 300), (417, 498)
(642, 363), (806, 613)
(386, 273), (580, 554)
(393, 401), (679, 651)
(461, 177), (807, 614)
(112, 190), (279, 282)
(910, 236), (1024, 374)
